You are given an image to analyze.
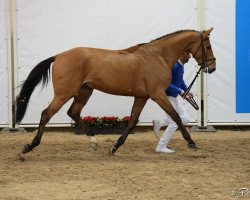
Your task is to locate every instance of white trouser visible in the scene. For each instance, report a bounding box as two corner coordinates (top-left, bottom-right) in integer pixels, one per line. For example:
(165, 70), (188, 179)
(158, 96), (190, 147)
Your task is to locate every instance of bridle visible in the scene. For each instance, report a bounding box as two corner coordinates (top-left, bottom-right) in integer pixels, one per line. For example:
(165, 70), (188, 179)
(193, 32), (216, 70)
(183, 32), (216, 110)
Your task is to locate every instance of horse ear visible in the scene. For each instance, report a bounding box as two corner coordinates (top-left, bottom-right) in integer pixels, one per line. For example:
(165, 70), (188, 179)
(204, 27), (214, 38)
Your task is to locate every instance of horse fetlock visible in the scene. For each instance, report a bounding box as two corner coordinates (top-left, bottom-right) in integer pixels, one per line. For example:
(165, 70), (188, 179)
(109, 145), (117, 156)
(22, 144), (31, 154)
(187, 142), (197, 150)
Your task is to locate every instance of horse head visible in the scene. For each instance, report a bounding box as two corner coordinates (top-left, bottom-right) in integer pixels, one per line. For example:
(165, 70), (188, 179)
(191, 28), (216, 74)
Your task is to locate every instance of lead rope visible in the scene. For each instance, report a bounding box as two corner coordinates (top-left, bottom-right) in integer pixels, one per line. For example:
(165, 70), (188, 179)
(182, 32), (207, 110)
(182, 66), (202, 110)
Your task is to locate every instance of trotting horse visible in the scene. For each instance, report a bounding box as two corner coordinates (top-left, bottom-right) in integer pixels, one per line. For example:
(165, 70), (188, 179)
(16, 28), (216, 155)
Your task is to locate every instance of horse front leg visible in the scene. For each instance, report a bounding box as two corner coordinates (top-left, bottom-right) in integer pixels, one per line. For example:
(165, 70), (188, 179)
(151, 91), (197, 150)
(109, 97), (148, 155)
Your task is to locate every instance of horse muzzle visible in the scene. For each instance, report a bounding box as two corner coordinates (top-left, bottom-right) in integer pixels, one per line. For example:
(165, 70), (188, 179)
(205, 67), (216, 74)
(203, 65), (216, 74)
(209, 67), (216, 74)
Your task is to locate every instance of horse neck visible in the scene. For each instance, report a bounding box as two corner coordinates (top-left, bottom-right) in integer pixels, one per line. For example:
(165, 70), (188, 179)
(148, 32), (199, 66)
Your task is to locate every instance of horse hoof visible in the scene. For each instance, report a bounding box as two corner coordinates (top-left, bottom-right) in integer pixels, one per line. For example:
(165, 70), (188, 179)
(109, 145), (116, 156)
(90, 142), (98, 151)
(22, 144), (30, 154)
(187, 143), (197, 150)
(17, 152), (26, 161)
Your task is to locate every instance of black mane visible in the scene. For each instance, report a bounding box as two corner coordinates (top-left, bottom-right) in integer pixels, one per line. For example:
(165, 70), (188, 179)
(150, 29), (197, 42)
(137, 29), (197, 46)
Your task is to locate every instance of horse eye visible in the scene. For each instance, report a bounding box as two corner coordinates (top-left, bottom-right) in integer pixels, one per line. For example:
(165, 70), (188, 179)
(207, 46), (211, 49)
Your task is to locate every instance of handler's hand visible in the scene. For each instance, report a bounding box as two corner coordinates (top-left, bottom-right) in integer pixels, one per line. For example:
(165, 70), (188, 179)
(180, 91), (193, 99)
(186, 92), (194, 99)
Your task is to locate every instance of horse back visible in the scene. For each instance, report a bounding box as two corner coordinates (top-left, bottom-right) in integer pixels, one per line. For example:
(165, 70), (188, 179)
(53, 47), (170, 97)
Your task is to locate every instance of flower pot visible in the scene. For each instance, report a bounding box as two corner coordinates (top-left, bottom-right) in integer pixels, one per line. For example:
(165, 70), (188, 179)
(74, 124), (127, 135)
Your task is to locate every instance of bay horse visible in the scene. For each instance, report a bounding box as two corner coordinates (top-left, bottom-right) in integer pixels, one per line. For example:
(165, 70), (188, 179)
(16, 28), (216, 155)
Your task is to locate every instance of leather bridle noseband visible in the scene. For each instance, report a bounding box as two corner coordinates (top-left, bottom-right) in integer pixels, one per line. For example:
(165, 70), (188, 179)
(183, 32), (216, 110)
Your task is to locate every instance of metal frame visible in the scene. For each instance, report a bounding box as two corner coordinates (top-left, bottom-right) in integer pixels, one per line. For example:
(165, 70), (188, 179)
(6, 0), (18, 129)
(197, 0), (209, 128)
(7, 0), (13, 129)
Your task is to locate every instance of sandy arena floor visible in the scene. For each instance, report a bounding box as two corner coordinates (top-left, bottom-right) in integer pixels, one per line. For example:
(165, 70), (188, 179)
(0, 128), (249, 200)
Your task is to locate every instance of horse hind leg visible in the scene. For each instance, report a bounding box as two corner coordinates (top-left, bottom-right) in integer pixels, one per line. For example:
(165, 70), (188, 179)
(109, 97), (148, 155)
(67, 85), (98, 150)
(22, 96), (70, 154)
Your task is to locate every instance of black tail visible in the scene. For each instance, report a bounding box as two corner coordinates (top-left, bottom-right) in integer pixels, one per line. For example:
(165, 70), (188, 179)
(15, 56), (56, 123)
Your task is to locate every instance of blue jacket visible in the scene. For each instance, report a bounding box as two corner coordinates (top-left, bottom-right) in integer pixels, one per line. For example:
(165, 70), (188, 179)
(166, 60), (188, 97)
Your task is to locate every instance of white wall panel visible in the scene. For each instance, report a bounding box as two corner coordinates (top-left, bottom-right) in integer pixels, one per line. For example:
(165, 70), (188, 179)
(16, 0), (198, 124)
(206, 0), (235, 123)
(0, 0), (8, 125)
(206, 0), (250, 123)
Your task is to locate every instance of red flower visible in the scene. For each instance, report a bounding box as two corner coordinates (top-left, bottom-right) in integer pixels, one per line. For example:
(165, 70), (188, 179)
(82, 116), (97, 125)
(81, 116), (131, 127)
(122, 116), (131, 122)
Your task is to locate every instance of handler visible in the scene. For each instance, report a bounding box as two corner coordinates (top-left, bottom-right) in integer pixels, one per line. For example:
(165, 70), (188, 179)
(153, 52), (193, 153)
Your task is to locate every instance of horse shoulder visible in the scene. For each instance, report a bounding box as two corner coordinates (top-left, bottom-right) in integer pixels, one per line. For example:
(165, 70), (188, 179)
(141, 60), (172, 97)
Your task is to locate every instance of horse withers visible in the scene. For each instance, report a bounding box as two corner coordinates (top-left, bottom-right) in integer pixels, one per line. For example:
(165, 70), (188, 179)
(16, 28), (216, 155)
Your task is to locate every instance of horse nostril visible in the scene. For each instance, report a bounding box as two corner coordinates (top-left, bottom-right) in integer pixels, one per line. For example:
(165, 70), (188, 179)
(208, 68), (216, 74)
